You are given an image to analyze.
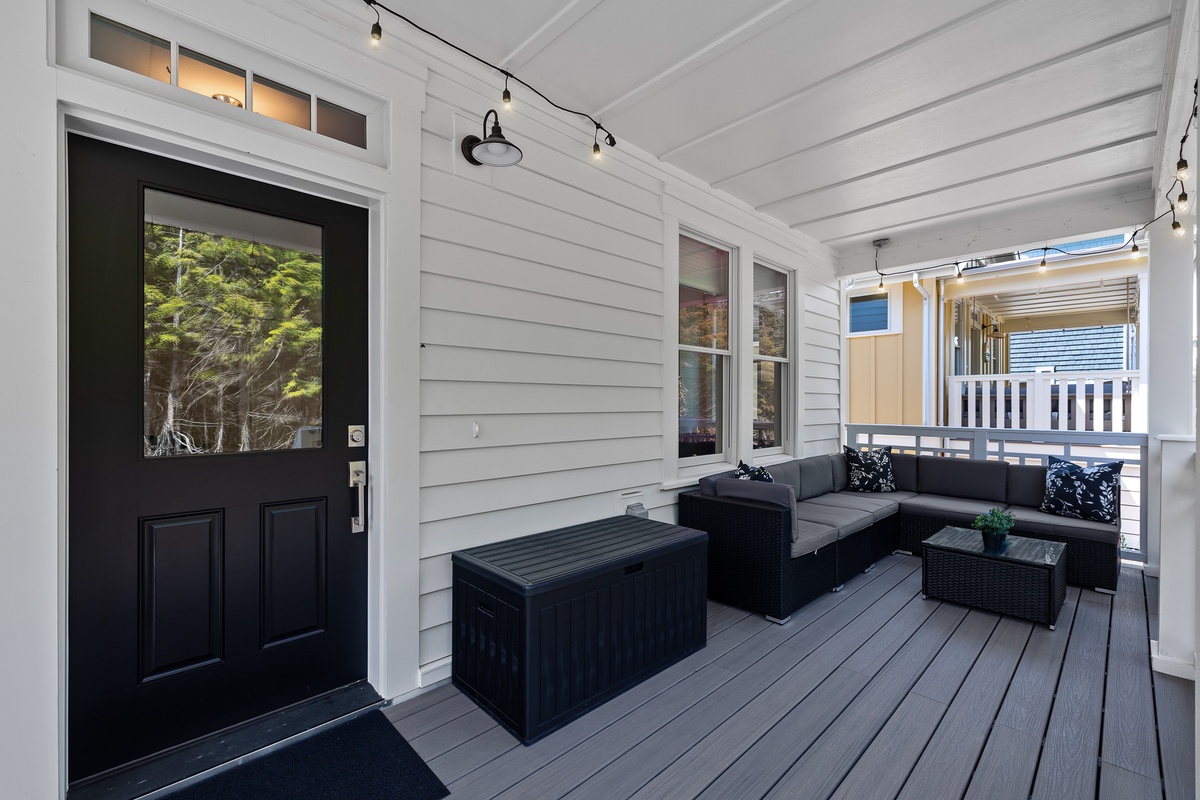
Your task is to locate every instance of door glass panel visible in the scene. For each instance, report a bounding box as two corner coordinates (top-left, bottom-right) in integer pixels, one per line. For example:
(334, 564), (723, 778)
(143, 189), (323, 456)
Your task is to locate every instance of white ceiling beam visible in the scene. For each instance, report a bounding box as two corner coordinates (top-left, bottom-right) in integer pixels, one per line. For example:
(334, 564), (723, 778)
(753, 87), (1161, 214)
(593, 0), (818, 120)
(498, 0), (607, 73)
(942, 260), (1146, 299)
(786, 134), (1155, 228)
(834, 183), (1154, 276)
(663, 11), (1169, 162)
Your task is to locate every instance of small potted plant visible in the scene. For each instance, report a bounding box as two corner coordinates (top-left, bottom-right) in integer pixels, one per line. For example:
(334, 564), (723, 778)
(972, 507), (1015, 552)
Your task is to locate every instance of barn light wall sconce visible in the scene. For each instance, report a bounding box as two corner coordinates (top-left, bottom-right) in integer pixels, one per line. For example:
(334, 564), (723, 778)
(461, 109), (523, 167)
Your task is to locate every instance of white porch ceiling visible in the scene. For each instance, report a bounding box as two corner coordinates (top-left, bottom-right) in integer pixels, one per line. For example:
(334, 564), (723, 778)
(383, 0), (1188, 274)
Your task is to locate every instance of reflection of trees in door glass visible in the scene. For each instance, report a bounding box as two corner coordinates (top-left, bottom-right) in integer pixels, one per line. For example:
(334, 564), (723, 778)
(143, 223), (322, 456)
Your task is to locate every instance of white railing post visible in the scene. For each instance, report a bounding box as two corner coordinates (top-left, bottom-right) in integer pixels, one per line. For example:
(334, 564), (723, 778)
(1032, 373), (1052, 430)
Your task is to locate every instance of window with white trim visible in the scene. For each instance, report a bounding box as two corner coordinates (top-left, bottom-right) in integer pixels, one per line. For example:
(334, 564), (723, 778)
(752, 263), (789, 451)
(678, 234), (731, 463)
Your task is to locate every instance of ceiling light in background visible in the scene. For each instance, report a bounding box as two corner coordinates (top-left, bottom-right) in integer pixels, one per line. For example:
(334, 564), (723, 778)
(461, 109), (522, 167)
(212, 94), (243, 107)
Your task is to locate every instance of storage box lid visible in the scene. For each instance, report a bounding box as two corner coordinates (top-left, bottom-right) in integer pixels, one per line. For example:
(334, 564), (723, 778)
(452, 516), (706, 595)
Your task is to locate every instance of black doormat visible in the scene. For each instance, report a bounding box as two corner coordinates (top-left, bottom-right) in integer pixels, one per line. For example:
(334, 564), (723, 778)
(163, 711), (449, 800)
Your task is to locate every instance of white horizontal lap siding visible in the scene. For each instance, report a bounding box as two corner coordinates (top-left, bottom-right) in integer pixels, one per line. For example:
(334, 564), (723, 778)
(804, 278), (842, 456)
(416, 75), (669, 674)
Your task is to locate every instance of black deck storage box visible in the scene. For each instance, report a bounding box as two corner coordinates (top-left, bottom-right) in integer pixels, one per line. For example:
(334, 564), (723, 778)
(451, 516), (708, 744)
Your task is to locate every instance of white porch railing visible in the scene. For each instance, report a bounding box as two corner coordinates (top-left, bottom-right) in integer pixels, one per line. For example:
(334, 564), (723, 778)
(846, 424), (1149, 561)
(949, 370), (1145, 432)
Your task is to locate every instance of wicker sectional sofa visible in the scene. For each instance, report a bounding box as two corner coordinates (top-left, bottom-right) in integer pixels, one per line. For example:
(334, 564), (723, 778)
(677, 451), (1120, 623)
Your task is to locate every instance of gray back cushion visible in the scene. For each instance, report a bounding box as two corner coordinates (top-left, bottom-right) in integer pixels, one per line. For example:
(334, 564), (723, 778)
(830, 453), (849, 492)
(796, 456), (834, 501)
(916, 456), (1008, 503)
(713, 477), (795, 509)
(766, 460), (801, 494)
(1007, 464), (1048, 508)
(697, 468), (737, 496)
(889, 453), (918, 492)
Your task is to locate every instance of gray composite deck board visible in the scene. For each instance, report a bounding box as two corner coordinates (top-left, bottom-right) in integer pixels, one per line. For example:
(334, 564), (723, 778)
(385, 556), (1187, 800)
(763, 604), (979, 800)
(409, 707), (500, 761)
(1098, 762), (1164, 800)
(896, 616), (1033, 800)
(1153, 670), (1196, 800)
(1101, 569), (1160, 781)
(688, 599), (964, 800)
(1031, 589), (1113, 800)
(560, 563), (924, 800)
(964, 588), (1082, 800)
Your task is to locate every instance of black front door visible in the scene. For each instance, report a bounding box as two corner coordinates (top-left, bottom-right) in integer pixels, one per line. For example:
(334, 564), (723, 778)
(67, 135), (369, 783)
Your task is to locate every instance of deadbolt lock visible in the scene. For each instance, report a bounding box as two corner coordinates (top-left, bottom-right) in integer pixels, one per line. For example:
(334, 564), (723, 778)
(348, 425), (366, 447)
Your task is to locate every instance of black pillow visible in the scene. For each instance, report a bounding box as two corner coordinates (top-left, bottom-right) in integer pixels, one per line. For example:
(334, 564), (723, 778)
(732, 460), (774, 482)
(1041, 455), (1123, 524)
(843, 446), (895, 492)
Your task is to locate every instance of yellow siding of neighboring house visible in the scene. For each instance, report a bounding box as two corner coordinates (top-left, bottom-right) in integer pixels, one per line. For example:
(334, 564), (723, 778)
(847, 282), (927, 425)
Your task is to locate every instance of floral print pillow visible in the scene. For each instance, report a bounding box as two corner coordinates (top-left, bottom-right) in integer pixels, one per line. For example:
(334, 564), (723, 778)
(843, 446), (896, 493)
(732, 460), (774, 482)
(1040, 455), (1123, 524)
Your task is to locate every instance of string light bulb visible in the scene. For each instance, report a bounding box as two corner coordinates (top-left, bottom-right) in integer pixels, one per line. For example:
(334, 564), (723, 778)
(1177, 190), (1189, 213)
(1177, 158), (1190, 182)
(369, 2), (382, 47)
(502, 75), (511, 110)
(877, 277), (886, 293)
(1130, 242), (1141, 259)
(593, 142), (602, 160)
(1172, 219), (1185, 237)
(1038, 249), (1047, 272)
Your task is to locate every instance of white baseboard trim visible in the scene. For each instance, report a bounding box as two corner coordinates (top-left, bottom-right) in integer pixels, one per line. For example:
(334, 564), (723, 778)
(419, 656), (453, 686)
(1149, 639), (1196, 680)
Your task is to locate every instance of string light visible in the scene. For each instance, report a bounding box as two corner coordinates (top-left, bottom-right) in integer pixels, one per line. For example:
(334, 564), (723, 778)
(1177, 190), (1189, 213)
(873, 238), (888, 292)
(1173, 219), (1185, 236)
(1178, 158), (1191, 182)
(1130, 241), (1141, 259)
(363, 0), (616, 161)
(1038, 249), (1047, 272)
(369, 2), (381, 47)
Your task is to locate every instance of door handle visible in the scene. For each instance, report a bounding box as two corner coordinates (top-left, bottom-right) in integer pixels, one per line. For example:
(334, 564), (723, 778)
(349, 461), (366, 533)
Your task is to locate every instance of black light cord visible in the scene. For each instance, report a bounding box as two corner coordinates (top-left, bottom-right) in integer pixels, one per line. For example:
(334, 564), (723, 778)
(364, 0), (616, 152)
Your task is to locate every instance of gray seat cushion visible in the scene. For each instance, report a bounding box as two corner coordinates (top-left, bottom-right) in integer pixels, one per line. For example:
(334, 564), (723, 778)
(900, 494), (1001, 525)
(791, 520), (838, 557)
(889, 453), (918, 492)
(1008, 506), (1120, 544)
(805, 491), (911, 522)
(794, 501), (873, 539)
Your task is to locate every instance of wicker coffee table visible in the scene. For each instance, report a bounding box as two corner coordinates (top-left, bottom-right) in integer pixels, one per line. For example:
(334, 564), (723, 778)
(922, 526), (1067, 628)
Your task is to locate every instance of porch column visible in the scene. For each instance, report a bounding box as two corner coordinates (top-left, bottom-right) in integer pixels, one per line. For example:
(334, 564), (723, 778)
(1142, 212), (1196, 579)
